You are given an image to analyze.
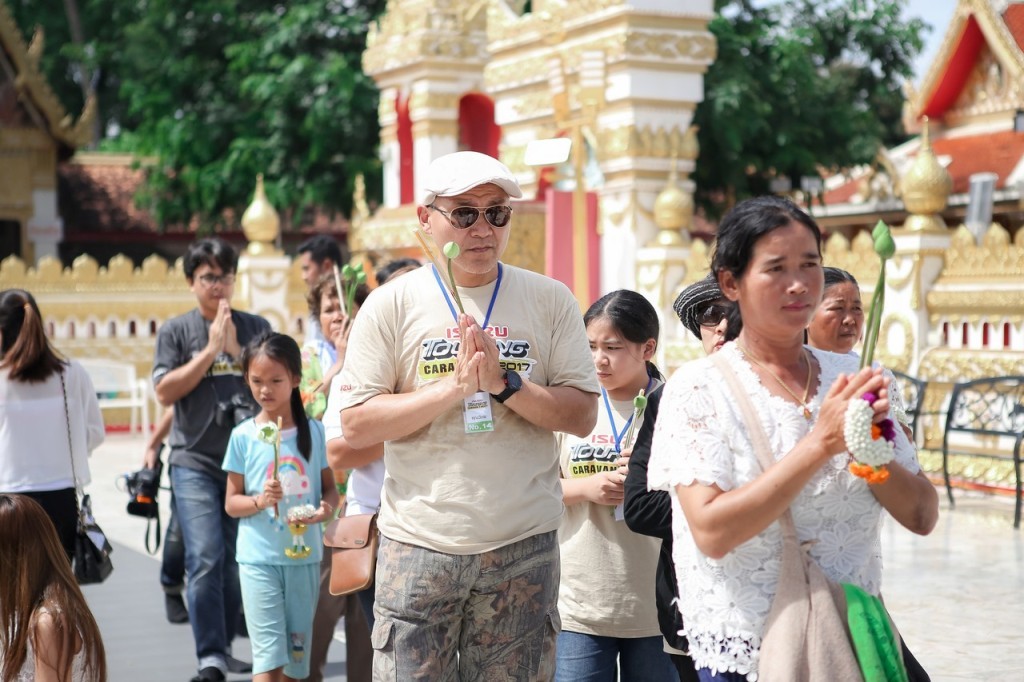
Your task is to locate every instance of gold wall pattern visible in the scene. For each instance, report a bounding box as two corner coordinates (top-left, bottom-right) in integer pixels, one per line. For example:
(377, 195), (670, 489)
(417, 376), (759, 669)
(939, 223), (1024, 279)
(821, 230), (881, 289)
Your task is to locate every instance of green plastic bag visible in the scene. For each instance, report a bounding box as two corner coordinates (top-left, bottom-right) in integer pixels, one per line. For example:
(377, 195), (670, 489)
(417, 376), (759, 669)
(842, 583), (908, 682)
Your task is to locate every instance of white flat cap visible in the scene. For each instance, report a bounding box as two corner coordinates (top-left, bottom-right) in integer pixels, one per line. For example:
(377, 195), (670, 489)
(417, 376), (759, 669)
(421, 151), (523, 205)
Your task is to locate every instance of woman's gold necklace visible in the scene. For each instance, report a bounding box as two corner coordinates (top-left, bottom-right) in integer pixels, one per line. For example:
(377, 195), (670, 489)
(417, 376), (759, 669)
(738, 345), (814, 419)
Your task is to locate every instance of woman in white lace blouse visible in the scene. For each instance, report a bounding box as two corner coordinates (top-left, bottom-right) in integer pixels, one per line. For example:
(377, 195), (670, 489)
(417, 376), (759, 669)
(648, 196), (938, 681)
(0, 494), (106, 681)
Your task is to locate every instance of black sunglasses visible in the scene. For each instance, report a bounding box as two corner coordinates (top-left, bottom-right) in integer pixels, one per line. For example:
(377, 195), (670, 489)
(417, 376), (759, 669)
(698, 303), (731, 328)
(429, 204), (513, 229)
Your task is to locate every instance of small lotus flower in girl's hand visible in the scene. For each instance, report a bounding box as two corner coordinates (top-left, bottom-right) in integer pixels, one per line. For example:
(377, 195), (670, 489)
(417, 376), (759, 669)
(256, 422), (279, 445)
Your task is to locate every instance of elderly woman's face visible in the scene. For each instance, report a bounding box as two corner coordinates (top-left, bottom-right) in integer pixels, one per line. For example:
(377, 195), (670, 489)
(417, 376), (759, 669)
(697, 299), (731, 355)
(725, 221), (822, 340)
(807, 281), (863, 354)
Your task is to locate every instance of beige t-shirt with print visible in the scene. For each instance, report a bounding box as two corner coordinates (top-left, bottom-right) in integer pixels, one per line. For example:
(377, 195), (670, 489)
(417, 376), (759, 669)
(336, 263), (599, 554)
(557, 383), (664, 638)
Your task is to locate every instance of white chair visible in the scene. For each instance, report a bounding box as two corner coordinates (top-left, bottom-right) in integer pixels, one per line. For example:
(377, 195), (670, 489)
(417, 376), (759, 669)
(77, 358), (150, 435)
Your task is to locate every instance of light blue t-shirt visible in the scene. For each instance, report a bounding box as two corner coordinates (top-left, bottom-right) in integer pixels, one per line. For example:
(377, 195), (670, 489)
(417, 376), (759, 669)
(223, 418), (328, 565)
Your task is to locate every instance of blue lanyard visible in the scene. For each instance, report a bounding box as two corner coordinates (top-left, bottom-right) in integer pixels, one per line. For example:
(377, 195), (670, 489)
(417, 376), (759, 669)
(601, 377), (654, 452)
(431, 263), (503, 330)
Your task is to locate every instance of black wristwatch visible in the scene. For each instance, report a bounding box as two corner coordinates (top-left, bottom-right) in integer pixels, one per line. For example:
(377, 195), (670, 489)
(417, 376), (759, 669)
(491, 369), (523, 404)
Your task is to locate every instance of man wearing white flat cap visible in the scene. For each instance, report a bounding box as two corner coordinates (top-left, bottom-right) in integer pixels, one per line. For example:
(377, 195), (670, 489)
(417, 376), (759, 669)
(338, 151), (599, 679)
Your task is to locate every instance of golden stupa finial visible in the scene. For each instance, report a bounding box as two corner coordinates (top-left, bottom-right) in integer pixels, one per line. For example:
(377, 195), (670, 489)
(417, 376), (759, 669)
(651, 152), (693, 247)
(901, 116), (952, 232)
(352, 174), (370, 230)
(241, 174), (281, 255)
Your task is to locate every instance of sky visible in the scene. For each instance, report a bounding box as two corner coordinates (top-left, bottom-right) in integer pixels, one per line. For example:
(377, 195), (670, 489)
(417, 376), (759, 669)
(906, 0), (958, 81)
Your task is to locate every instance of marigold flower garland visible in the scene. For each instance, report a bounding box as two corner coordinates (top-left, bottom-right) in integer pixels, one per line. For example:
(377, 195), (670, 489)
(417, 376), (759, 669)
(845, 220), (897, 484)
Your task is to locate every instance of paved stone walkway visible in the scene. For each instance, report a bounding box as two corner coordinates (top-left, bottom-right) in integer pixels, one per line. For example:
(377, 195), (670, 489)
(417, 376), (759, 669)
(81, 434), (1023, 681)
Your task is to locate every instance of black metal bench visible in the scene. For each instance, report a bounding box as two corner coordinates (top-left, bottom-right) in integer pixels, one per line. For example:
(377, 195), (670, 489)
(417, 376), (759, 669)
(891, 369), (928, 445)
(941, 376), (1024, 528)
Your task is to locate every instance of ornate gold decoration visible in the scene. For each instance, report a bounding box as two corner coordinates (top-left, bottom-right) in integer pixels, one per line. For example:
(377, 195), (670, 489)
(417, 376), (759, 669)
(651, 157), (692, 246)
(407, 91), (462, 113)
(901, 118), (951, 232)
(934, 223), (1024, 280)
(822, 231), (880, 289)
(241, 174), (281, 256)
(363, 1), (491, 77)
(877, 314), (915, 373)
(624, 32), (717, 63)
(596, 123), (696, 163)
(682, 238), (712, 284)
(0, 3), (94, 147)
(908, 0), (1024, 123)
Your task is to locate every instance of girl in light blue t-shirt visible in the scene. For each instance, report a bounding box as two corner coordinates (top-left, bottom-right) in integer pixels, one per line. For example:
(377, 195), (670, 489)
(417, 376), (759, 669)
(224, 332), (338, 681)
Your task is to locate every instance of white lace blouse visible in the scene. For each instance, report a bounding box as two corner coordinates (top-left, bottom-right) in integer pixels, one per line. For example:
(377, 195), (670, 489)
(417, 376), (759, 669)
(647, 344), (921, 680)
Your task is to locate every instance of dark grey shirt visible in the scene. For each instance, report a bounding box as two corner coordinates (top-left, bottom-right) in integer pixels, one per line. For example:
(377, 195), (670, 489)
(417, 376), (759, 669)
(152, 308), (270, 480)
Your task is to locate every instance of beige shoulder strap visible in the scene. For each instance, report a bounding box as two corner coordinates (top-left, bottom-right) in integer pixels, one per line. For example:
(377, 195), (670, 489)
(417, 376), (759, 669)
(709, 352), (798, 541)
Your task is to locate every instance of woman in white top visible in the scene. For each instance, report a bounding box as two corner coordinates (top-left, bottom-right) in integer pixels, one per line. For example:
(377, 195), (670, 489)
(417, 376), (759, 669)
(648, 196), (938, 681)
(0, 493), (106, 682)
(0, 289), (104, 560)
(556, 289), (676, 681)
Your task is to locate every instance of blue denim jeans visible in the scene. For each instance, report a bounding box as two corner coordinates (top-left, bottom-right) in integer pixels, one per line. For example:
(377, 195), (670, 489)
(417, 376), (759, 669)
(555, 631), (677, 682)
(160, 491), (186, 590)
(696, 669), (747, 682)
(171, 465), (241, 672)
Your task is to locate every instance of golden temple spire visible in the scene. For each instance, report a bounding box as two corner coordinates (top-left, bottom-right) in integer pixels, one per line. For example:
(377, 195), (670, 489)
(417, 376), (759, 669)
(902, 117), (952, 232)
(241, 174), (281, 255)
(652, 154), (693, 247)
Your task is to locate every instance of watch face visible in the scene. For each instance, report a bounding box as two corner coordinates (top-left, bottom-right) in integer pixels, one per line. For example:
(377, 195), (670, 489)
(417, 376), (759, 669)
(505, 370), (522, 391)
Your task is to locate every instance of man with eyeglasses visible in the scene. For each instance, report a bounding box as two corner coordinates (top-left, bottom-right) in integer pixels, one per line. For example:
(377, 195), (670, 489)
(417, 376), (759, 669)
(337, 151), (599, 680)
(153, 237), (270, 682)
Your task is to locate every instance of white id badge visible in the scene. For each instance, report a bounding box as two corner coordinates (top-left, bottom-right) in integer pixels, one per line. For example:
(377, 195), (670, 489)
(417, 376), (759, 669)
(463, 391), (495, 433)
(614, 503), (625, 522)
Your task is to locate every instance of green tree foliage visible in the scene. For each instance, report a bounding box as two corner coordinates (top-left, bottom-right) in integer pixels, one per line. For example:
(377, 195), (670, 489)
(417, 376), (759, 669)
(117, 0), (386, 230)
(11, 0), (386, 231)
(694, 0), (929, 216)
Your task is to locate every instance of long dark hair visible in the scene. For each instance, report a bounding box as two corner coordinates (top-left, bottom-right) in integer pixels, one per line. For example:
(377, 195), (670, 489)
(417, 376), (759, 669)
(0, 289), (66, 383)
(584, 289), (662, 380)
(0, 495), (107, 682)
(241, 332), (311, 460)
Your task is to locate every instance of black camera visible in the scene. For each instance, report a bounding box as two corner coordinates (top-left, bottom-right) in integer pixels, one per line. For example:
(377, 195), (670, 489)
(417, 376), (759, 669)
(123, 460), (162, 519)
(215, 393), (258, 428)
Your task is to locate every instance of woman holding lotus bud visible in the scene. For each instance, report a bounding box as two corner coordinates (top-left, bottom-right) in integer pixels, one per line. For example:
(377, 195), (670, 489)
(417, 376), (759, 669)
(555, 289), (676, 681)
(648, 196), (938, 681)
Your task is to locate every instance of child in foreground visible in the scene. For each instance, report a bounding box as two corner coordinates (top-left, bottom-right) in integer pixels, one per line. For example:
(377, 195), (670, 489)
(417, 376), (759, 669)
(224, 332), (338, 682)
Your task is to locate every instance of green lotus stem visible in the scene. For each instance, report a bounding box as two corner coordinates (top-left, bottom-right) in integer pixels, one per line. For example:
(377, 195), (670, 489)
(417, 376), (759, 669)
(621, 389), (648, 452)
(442, 242), (466, 315)
(332, 264), (346, 316)
(273, 416), (282, 519)
(860, 220), (894, 370)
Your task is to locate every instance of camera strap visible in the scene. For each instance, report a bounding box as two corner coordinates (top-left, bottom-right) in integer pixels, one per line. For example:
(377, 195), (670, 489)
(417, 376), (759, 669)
(144, 515), (161, 555)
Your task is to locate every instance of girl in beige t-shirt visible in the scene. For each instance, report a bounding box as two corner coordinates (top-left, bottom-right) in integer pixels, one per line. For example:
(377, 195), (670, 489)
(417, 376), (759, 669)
(556, 290), (676, 681)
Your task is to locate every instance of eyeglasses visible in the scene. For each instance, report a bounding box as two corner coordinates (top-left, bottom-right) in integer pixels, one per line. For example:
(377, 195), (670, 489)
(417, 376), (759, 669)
(698, 303), (731, 328)
(198, 273), (235, 287)
(429, 204), (513, 229)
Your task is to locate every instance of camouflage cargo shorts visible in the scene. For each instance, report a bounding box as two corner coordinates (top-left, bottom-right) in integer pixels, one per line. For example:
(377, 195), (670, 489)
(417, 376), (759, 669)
(371, 531), (560, 681)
